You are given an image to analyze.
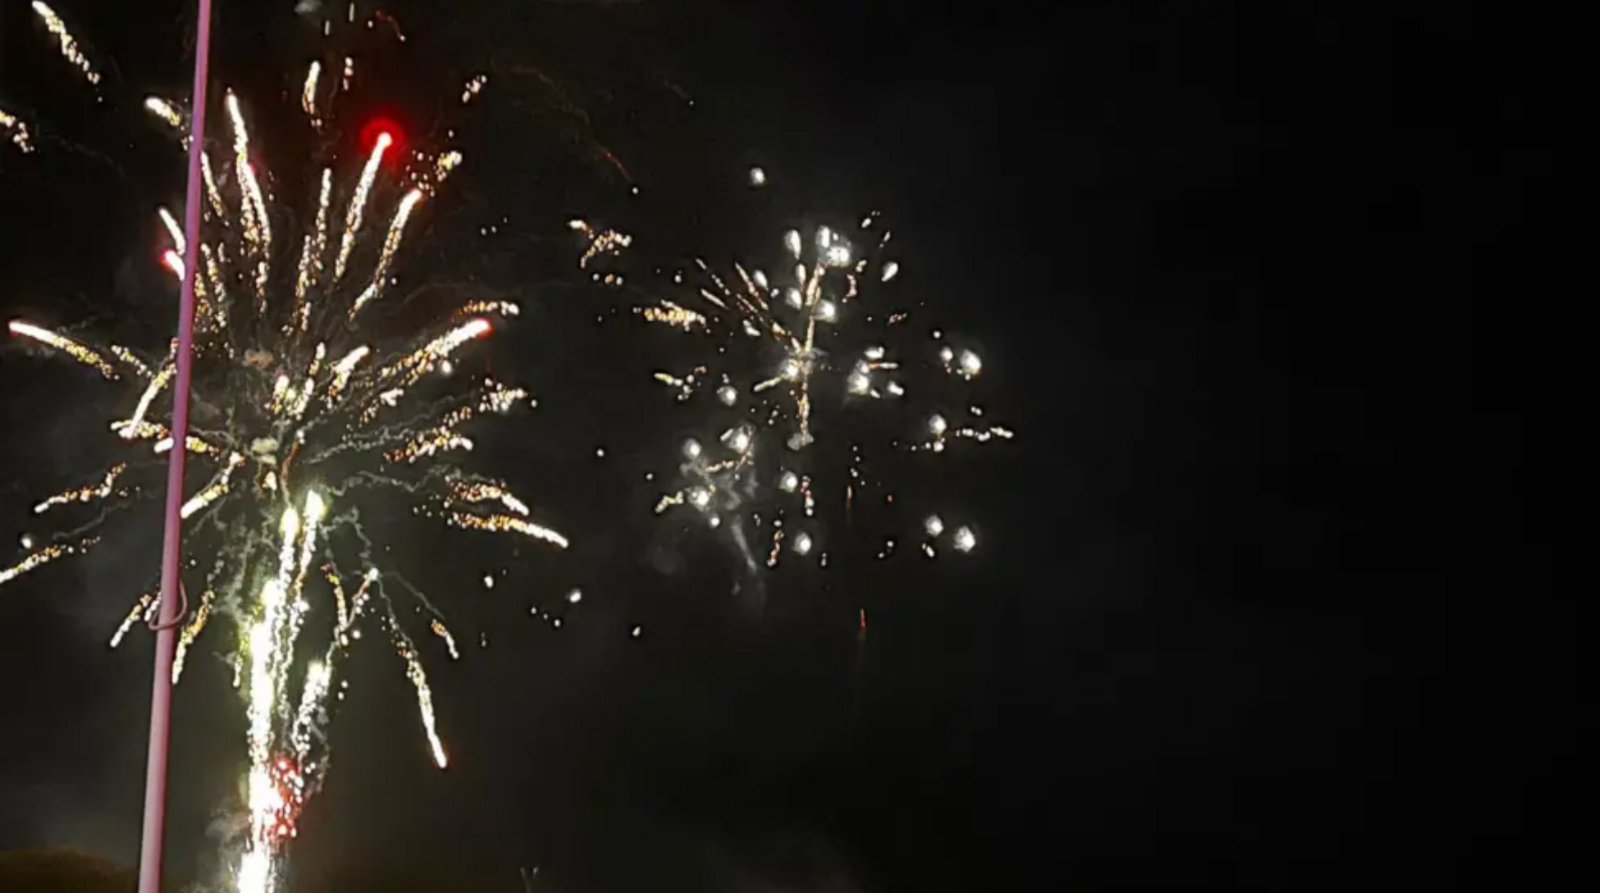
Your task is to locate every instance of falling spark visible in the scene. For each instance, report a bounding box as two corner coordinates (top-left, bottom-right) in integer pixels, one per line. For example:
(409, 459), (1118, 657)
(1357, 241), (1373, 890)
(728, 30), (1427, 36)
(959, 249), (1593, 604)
(158, 207), (187, 255)
(1, 109), (37, 154)
(431, 619), (460, 659)
(110, 591), (158, 648)
(639, 303), (707, 330)
(172, 588), (215, 683)
(33, 464), (127, 514)
(9, 320), (119, 379)
(335, 131), (392, 282)
(445, 512), (569, 549)
(0, 538), (97, 586)
(144, 96), (183, 129)
(394, 631), (448, 768)
(350, 189), (424, 318)
(31, 2), (101, 86)
(571, 219), (633, 269)
(447, 479), (530, 516)
(301, 61), (323, 125)
(294, 169), (335, 328)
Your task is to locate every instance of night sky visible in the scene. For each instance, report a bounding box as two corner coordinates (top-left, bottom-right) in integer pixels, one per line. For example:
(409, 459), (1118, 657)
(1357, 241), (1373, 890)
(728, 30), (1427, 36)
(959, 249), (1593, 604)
(1, 1), (1496, 890)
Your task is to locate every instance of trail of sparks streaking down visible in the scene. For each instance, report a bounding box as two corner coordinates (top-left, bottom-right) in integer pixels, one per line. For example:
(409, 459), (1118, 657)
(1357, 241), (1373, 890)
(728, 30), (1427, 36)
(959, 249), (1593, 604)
(2, 108), (37, 154)
(446, 512), (569, 549)
(144, 96), (183, 130)
(350, 189), (424, 318)
(31, 3), (100, 87)
(447, 479), (530, 516)
(0, 538), (97, 586)
(5, 15), (561, 892)
(391, 625), (448, 768)
(570, 219), (632, 269)
(8, 321), (120, 379)
(335, 131), (391, 283)
(596, 196), (1012, 582)
(301, 61), (323, 128)
(34, 464), (128, 514)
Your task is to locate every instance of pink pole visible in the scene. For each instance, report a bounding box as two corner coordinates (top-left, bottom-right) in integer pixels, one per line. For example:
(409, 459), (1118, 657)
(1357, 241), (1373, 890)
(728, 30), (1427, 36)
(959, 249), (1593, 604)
(137, 1), (212, 890)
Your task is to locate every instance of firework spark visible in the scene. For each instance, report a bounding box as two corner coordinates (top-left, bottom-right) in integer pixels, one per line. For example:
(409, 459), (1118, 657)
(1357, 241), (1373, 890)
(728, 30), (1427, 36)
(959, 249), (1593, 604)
(1, 108), (38, 154)
(144, 96), (184, 130)
(31, 2), (101, 87)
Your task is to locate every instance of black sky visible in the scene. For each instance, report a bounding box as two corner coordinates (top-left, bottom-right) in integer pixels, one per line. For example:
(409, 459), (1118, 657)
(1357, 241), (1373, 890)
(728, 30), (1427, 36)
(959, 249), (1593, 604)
(1, 1), (1502, 890)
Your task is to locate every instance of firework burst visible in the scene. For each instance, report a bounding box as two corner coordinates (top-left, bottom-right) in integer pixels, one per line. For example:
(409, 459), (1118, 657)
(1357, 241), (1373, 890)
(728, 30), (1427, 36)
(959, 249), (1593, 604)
(4, 7), (561, 891)
(576, 186), (1012, 592)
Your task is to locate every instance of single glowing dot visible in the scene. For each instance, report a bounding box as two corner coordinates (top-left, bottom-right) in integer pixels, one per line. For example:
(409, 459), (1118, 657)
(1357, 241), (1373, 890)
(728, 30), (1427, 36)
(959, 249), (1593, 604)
(717, 385), (738, 406)
(881, 261), (900, 282)
(730, 429), (751, 452)
(753, 269), (769, 289)
(848, 371), (871, 395)
(816, 300), (837, 322)
(595, 447), (606, 458)
(924, 514), (945, 537)
(959, 349), (982, 375)
(630, 185), (640, 196)
(793, 532), (813, 555)
(749, 166), (767, 186)
(785, 287), (803, 309)
(683, 439), (702, 460)
(440, 360), (455, 376)
(932, 329), (944, 340)
(824, 245), (852, 267)
(939, 345), (955, 363)
(567, 589), (583, 604)
(785, 230), (802, 257)
(631, 625), (642, 637)
(20, 534), (35, 549)
(953, 526), (977, 552)
(482, 575), (495, 589)
(780, 358), (802, 380)
(928, 414), (948, 436)
(779, 470), (799, 492)
(689, 488), (712, 509)
(816, 226), (833, 250)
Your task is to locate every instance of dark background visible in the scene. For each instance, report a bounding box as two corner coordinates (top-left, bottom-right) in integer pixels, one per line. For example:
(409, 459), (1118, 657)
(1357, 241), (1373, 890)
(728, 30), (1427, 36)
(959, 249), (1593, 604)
(1, 1), (1506, 890)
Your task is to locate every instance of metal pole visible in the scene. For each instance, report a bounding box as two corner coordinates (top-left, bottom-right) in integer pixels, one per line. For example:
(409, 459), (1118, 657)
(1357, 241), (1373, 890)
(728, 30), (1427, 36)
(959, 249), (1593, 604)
(137, 1), (212, 890)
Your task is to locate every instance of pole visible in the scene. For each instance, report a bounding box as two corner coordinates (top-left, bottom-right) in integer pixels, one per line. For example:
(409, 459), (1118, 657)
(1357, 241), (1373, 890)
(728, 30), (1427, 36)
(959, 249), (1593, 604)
(137, 1), (212, 890)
